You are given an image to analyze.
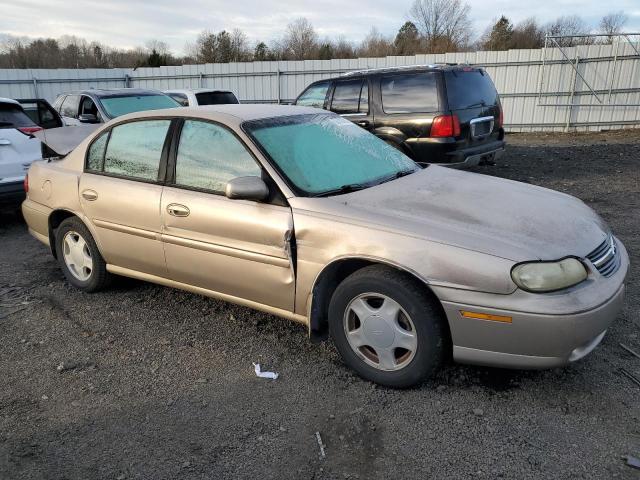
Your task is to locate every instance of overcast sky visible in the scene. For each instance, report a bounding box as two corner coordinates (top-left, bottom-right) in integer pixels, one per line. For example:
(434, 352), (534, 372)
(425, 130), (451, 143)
(0, 0), (638, 53)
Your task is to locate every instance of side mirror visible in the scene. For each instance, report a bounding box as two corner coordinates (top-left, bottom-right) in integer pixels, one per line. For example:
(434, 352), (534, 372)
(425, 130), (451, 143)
(78, 114), (98, 124)
(225, 176), (269, 201)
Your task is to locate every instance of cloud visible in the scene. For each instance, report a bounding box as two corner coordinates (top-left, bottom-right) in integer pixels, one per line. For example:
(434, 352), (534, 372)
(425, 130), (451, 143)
(0, 0), (638, 54)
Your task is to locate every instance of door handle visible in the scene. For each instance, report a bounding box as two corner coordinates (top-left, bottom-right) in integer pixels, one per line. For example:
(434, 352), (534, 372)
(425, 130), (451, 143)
(355, 120), (370, 128)
(81, 189), (98, 201)
(167, 203), (190, 217)
(0, 139), (11, 146)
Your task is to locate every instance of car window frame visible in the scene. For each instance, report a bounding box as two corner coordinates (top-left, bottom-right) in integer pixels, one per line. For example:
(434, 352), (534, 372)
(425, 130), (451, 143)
(378, 71), (442, 115)
(329, 78), (366, 116)
(83, 117), (176, 186)
(168, 92), (189, 106)
(295, 80), (331, 109)
(60, 94), (81, 118)
(165, 117), (288, 206)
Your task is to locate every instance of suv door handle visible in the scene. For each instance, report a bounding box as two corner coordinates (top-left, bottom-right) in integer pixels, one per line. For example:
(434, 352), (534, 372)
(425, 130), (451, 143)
(167, 203), (190, 217)
(81, 189), (98, 201)
(355, 120), (370, 128)
(0, 139), (11, 146)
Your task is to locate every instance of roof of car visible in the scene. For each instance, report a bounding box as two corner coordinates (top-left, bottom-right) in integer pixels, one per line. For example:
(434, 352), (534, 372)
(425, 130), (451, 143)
(62, 88), (167, 98)
(118, 103), (325, 124)
(165, 88), (234, 94)
(0, 97), (21, 106)
(339, 64), (478, 78)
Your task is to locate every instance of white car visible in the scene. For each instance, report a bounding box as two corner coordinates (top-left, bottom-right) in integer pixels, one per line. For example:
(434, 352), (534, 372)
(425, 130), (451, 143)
(164, 88), (239, 107)
(0, 98), (42, 203)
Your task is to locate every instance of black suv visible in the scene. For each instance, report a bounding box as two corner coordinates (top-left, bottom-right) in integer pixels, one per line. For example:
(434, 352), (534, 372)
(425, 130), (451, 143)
(294, 65), (505, 167)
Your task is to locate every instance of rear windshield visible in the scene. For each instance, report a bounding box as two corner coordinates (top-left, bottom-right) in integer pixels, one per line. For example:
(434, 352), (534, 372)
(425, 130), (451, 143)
(445, 69), (499, 110)
(380, 72), (439, 113)
(0, 103), (36, 129)
(99, 94), (179, 118)
(195, 91), (239, 105)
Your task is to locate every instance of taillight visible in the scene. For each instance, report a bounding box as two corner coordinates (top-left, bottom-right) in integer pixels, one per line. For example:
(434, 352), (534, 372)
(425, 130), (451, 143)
(497, 108), (504, 128)
(23, 174), (29, 193)
(431, 115), (461, 138)
(18, 126), (43, 136)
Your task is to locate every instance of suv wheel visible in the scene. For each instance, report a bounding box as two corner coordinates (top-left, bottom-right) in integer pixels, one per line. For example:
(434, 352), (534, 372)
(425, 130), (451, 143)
(55, 217), (110, 292)
(328, 265), (447, 388)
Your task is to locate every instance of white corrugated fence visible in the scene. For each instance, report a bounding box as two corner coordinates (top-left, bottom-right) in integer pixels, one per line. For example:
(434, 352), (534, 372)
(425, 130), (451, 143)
(1, 42), (639, 132)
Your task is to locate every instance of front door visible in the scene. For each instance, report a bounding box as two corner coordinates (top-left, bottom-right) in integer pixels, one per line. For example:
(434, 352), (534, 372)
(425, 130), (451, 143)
(160, 119), (295, 311)
(79, 119), (172, 277)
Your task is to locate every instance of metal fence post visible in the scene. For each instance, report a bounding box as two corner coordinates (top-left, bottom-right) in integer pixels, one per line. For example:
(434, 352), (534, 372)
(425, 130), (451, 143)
(276, 68), (281, 104)
(565, 55), (580, 132)
(32, 77), (39, 97)
(124, 74), (131, 88)
(199, 72), (204, 88)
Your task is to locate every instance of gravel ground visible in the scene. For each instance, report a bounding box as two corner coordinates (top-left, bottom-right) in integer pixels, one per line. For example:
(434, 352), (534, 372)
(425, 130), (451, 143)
(1, 129), (639, 480)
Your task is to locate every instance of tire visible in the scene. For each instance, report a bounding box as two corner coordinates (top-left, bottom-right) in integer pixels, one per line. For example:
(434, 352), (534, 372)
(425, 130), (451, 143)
(328, 265), (447, 388)
(54, 217), (110, 292)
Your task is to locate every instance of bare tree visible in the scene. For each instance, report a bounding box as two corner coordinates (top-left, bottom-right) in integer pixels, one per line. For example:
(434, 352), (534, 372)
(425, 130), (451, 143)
(357, 27), (394, 58)
(545, 15), (591, 46)
(599, 11), (628, 43)
(409, 0), (472, 53)
(282, 18), (318, 60)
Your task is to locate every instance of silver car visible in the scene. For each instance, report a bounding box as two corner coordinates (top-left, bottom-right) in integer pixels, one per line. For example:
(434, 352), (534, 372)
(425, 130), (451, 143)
(22, 105), (628, 387)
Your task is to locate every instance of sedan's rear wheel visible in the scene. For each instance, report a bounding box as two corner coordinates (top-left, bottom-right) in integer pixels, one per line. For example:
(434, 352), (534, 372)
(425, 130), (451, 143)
(55, 217), (110, 292)
(329, 265), (447, 388)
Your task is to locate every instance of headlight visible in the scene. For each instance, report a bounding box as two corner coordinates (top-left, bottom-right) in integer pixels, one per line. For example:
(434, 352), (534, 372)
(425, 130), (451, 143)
(511, 258), (588, 293)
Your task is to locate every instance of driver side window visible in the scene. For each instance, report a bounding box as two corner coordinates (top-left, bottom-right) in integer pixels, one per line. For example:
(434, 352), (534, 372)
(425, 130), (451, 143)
(174, 120), (261, 193)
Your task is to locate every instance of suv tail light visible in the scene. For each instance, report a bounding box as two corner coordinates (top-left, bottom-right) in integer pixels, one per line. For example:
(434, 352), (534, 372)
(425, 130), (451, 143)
(18, 126), (43, 136)
(23, 173), (29, 193)
(431, 115), (461, 138)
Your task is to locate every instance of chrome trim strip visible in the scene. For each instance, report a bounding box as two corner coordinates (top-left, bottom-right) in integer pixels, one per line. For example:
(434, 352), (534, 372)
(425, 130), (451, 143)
(161, 233), (290, 268)
(92, 219), (159, 240)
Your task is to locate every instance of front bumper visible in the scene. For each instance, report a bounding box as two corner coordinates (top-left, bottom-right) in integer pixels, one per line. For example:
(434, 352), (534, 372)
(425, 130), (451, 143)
(434, 237), (629, 369)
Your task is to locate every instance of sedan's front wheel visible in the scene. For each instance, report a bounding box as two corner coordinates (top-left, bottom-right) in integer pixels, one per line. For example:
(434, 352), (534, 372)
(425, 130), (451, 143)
(329, 265), (447, 388)
(55, 217), (110, 292)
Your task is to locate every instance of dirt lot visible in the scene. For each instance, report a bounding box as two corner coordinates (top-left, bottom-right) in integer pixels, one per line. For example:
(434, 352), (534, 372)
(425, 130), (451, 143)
(1, 130), (639, 480)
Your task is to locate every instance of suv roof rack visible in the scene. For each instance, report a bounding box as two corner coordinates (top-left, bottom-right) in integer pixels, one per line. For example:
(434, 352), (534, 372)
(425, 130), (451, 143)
(340, 63), (471, 77)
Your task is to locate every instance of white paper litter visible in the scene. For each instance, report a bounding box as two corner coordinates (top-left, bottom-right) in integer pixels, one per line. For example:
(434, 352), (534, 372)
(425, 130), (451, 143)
(252, 363), (279, 380)
(315, 431), (326, 458)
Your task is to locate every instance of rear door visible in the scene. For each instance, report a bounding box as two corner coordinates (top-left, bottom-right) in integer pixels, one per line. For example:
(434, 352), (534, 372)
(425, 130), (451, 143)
(328, 78), (372, 131)
(0, 102), (41, 183)
(79, 119), (172, 277)
(444, 69), (502, 149)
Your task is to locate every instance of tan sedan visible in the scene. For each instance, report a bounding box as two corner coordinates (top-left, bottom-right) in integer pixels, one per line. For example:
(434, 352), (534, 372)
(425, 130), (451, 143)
(22, 105), (628, 387)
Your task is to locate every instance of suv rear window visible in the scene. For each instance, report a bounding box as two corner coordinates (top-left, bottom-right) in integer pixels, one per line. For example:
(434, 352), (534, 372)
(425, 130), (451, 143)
(0, 103), (36, 129)
(380, 72), (439, 113)
(195, 91), (239, 105)
(445, 69), (499, 110)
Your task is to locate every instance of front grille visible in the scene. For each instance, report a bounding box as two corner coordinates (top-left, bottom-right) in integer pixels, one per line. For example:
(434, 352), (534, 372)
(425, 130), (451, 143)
(586, 234), (620, 277)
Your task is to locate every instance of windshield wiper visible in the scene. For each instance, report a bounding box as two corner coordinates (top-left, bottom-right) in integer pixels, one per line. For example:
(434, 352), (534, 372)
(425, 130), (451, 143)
(374, 169), (417, 186)
(461, 101), (486, 109)
(312, 183), (367, 197)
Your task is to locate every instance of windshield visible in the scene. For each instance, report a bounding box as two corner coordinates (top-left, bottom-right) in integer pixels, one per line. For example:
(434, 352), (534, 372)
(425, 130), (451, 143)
(99, 94), (179, 119)
(244, 113), (418, 196)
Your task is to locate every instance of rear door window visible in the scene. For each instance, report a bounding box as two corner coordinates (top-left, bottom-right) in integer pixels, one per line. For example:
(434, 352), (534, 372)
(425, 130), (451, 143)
(0, 103), (36, 129)
(168, 93), (189, 106)
(103, 120), (170, 181)
(445, 69), (499, 109)
(380, 73), (439, 113)
(331, 79), (365, 114)
(195, 91), (239, 105)
(60, 95), (80, 118)
(296, 81), (330, 108)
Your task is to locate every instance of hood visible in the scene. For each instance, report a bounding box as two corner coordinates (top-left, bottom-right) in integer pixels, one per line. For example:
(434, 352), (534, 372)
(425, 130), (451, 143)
(34, 125), (100, 157)
(321, 166), (608, 262)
